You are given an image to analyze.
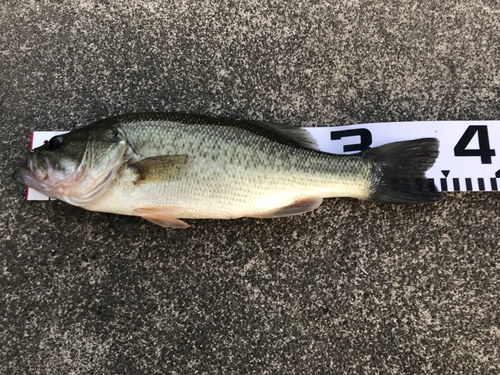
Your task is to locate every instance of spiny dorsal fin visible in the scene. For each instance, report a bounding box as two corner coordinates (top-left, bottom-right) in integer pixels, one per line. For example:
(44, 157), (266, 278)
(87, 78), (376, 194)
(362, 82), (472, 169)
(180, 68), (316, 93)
(130, 155), (191, 184)
(94, 113), (319, 151)
(246, 120), (319, 150)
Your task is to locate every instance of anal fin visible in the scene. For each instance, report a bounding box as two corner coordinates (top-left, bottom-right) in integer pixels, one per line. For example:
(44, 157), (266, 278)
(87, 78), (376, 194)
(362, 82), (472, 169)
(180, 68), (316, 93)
(134, 206), (190, 229)
(250, 198), (323, 219)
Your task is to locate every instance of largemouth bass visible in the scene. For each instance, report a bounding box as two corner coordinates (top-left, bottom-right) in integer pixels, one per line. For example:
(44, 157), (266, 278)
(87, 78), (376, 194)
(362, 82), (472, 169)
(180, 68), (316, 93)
(14, 113), (442, 228)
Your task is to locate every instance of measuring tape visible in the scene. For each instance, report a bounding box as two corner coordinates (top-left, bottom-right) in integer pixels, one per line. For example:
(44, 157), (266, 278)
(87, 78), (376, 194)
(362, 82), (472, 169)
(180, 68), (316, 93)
(26, 121), (500, 200)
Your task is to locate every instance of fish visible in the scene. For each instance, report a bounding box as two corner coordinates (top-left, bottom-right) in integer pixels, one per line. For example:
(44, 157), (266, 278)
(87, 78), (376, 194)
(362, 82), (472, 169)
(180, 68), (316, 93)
(13, 113), (442, 228)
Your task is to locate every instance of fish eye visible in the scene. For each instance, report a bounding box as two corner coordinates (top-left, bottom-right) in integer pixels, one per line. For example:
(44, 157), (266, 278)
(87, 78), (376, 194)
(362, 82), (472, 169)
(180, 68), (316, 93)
(48, 136), (63, 151)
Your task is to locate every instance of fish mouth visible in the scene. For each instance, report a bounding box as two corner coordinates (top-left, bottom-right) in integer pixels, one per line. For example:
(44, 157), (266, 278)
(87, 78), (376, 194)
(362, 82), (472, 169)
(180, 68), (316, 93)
(14, 154), (58, 198)
(13, 166), (55, 198)
(13, 167), (35, 186)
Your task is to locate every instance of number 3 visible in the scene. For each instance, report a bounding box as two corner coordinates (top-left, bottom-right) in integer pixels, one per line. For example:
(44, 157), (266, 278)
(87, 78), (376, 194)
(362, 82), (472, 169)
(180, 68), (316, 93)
(330, 129), (372, 152)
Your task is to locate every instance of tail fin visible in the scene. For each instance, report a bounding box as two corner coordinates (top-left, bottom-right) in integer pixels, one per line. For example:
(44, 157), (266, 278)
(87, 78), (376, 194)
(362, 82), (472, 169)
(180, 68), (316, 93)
(363, 138), (442, 204)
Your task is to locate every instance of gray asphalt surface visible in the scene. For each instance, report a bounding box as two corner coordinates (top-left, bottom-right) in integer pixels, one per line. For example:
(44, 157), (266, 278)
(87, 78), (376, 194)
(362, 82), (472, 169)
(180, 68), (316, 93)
(1, 1), (499, 374)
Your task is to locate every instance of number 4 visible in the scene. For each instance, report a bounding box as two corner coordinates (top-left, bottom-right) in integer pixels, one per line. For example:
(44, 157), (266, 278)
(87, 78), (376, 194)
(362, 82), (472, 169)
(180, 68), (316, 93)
(454, 125), (495, 164)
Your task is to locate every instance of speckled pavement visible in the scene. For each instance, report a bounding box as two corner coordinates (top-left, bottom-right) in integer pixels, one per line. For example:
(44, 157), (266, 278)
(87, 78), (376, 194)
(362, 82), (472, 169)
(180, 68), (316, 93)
(1, 1), (499, 373)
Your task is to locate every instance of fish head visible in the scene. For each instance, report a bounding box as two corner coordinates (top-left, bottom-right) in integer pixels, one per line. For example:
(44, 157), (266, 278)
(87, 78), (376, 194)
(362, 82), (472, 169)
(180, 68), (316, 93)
(14, 123), (129, 206)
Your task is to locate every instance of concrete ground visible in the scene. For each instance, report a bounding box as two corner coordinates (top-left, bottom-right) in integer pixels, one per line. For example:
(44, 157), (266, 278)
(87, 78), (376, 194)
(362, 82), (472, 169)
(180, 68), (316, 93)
(1, 1), (499, 373)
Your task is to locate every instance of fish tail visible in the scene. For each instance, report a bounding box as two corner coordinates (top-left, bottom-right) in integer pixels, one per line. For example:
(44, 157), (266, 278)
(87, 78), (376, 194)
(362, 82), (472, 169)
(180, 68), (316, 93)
(363, 138), (443, 204)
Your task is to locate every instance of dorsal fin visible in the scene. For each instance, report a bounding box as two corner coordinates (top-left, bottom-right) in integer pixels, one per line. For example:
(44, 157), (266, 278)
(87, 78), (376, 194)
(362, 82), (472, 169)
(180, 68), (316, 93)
(245, 120), (319, 150)
(90, 113), (320, 151)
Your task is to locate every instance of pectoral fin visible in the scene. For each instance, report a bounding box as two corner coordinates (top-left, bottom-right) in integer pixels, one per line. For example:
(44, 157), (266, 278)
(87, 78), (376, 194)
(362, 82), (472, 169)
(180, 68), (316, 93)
(130, 155), (191, 185)
(250, 198), (323, 218)
(135, 206), (190, 229)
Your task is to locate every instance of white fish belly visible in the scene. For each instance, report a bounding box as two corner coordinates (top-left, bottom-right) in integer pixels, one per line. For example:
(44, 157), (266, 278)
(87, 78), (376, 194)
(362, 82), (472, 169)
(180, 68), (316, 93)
(88, 155), (371, 219)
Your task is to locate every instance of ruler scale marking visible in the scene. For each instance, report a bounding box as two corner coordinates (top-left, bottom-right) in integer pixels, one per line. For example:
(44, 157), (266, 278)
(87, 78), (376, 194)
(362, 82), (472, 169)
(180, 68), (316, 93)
(478, 178), (485, 191)
(491, 178), (498, 191)
(465, 178), (473, 191)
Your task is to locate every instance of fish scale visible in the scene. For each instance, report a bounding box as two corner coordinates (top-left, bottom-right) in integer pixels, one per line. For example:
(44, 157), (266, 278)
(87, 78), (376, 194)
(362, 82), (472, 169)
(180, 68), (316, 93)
(82, 117), (372, 219)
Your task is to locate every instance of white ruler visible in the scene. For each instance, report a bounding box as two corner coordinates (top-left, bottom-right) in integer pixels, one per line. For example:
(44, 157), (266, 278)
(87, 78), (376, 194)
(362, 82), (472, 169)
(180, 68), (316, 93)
(26, 121), (500, 200)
